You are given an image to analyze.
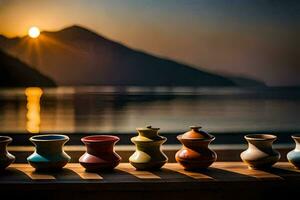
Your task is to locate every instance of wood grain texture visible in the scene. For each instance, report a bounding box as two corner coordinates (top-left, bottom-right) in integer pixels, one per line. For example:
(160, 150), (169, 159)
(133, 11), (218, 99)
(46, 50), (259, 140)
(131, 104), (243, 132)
(13, 164), (56, 180)
(1, 162), (300, 200)
(1, 162), (300, 182)
(66, 164), (103, 180)
(117, 163), (161, 179)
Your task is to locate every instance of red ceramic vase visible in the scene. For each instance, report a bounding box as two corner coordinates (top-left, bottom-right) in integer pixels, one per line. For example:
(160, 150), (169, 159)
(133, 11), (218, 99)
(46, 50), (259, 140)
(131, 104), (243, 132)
(79, 135), (121, 171)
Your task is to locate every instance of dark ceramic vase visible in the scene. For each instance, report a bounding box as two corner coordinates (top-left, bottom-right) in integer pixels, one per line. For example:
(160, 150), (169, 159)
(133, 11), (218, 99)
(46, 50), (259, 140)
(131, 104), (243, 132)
(129, 126), (168, 170)
(0, 136), (15, 170)
(176, 126), (217, 171)
(79, 135), (121, 171)
(27, 134), (71, 171)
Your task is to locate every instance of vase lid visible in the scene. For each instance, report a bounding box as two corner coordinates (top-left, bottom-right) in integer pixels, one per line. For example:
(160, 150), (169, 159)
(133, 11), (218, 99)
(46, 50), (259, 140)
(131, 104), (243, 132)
(181, 126), (213, 139)
(136, 125), (160, 132)
(136, 125), (162, 139)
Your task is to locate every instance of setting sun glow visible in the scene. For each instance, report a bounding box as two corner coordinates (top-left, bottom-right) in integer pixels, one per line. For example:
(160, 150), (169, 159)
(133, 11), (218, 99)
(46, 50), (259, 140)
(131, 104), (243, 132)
(28, 26), (40, 38)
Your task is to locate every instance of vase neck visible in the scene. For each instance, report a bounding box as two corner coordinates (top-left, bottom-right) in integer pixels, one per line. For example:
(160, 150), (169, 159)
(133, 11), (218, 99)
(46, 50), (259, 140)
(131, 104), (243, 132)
(135, 143), (162, 152)
(294, 138), (300, 149)
(86, 142), (115, 155)
(248, 140), (273, 150)
(34, 141), (65, 154)
(0, 143), (8, 154)
(180, 138), (212, 148)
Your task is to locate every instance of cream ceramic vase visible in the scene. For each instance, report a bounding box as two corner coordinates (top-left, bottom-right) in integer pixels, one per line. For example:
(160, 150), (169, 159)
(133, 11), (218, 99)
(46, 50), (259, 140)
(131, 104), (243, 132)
(129, 126), (168, 170)
(240, 134), (280, 169)
(287, 135), (300, 169)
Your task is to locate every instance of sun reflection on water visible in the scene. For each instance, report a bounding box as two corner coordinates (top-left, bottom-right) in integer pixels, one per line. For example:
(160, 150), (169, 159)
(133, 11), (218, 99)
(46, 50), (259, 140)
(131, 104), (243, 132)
(25, 87), (43, 133)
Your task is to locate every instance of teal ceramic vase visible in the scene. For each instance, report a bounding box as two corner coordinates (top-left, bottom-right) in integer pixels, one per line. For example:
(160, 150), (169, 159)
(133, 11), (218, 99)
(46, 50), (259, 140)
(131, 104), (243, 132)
(27, 134), (71, 171)
(0, 136), (15, 170)
(129, 126), (168, 170)
(287, 135), (300, 169)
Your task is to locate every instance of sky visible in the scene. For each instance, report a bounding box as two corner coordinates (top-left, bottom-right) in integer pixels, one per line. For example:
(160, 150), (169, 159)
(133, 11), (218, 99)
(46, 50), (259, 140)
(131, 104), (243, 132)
(0, 0), (299, 86)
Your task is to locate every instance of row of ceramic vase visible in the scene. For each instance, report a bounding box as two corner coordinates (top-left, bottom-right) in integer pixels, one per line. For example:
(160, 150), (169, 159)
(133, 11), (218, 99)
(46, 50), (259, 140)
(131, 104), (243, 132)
(0, 126), (300, 171)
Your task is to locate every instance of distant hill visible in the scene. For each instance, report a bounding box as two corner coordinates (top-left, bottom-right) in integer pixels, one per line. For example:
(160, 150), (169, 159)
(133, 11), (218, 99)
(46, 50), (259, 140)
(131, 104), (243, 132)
(0, 50), (56, 87)
(0, 25), (262, 87)
(229, 77), (266, 87)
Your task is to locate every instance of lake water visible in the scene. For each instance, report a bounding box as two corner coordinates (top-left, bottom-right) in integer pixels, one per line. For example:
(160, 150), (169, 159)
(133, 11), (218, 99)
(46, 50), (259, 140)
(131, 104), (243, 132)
(0, 86), (300, 134)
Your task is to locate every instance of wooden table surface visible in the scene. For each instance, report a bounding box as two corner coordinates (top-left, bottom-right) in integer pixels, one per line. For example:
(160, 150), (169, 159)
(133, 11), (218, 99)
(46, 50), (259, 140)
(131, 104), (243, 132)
(1, 162), (300, 200)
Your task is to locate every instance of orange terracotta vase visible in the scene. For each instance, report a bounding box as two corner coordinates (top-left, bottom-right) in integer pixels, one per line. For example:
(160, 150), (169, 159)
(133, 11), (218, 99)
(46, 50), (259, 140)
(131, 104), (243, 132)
(175, 126), (217, 171)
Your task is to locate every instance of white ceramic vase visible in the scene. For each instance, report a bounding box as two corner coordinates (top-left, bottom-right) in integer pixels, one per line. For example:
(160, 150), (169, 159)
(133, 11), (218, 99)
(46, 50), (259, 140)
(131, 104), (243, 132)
(287, 135), (300, 169)
(240, 134), (280, 169)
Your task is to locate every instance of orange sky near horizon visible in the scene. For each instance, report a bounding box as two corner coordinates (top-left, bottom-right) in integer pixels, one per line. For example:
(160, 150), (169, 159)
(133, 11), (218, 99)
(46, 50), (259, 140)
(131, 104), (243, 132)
(0, 0), (299, 86)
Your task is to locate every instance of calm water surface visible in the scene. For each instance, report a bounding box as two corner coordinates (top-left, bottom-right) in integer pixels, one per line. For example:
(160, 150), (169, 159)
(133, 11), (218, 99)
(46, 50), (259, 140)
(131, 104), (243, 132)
(0, 86), (299, 134)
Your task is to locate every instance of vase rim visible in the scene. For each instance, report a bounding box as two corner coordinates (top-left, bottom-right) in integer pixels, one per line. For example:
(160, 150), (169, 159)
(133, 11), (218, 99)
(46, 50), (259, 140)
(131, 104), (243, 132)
(245, 134), (277, 141)
(177, 134), (215, 141)
(292, 134), (300, 139)
(0, 136), (12, 143)
(82, 135), (119, 143)
(30, 134), (69, 142)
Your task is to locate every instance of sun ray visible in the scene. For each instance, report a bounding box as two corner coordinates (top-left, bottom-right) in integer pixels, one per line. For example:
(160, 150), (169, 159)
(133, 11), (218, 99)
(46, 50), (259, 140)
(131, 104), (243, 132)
(40, 34), (89, 56)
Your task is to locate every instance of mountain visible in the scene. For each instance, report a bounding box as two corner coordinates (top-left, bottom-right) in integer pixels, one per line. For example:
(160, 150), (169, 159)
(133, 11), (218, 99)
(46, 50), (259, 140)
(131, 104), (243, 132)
(0, 50), (56, 87)
(229, 77), (266, 87)
(0, 25), (237, 86)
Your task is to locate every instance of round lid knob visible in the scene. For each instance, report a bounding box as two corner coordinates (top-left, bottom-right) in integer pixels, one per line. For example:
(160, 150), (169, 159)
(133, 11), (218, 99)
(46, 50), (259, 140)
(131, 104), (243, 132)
(181, 126), (213, 139)
(146, 125), (160, 130)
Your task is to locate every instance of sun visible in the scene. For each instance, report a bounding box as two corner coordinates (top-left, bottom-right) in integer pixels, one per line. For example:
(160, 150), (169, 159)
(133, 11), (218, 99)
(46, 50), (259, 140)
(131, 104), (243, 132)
(28, 26), (40, 38)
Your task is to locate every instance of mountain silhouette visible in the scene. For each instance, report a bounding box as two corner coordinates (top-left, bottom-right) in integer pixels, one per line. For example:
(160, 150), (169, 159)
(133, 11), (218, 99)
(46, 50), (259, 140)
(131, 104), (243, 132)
(230, 76), (266, 87)
(0, 25), (238, 86)
(0, 50), (56, 87)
